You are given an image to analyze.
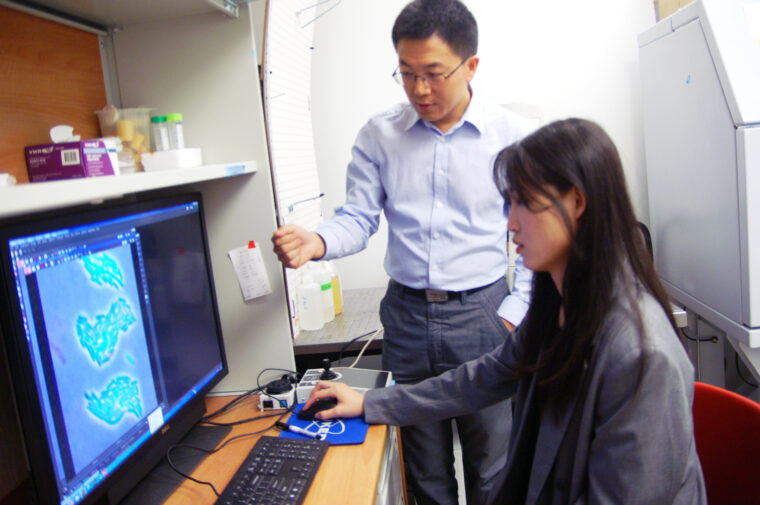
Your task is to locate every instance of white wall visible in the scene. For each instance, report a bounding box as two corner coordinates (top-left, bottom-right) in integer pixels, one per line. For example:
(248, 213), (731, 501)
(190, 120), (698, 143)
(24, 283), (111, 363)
(311, 0), (657, 290)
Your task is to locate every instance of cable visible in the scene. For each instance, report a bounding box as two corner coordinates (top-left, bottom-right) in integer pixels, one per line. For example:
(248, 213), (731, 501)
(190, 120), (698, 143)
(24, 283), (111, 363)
(200, 407), (293, 427)
(347, 328), (383, 368)
(201, 368), (298, 425)
(337, 329), (381, 364)
(166, 444), (221, 497)
(167, 409), (292, 497)
(167, 392), (297, 495)
(735, 353), (759, 388)
(211, 411), (291, 453)
(257, 367), (299, 387)
(679, 327), (716, 343)
(256, 368), (298, 404)
(201, 388), (260, 422)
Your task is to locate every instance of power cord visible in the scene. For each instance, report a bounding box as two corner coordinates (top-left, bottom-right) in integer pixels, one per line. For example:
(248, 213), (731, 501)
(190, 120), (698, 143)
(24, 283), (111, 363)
(337, 329), (382, 365)
(201, 406), (294, 427)
(256, 367), (299, 404)
(679, 327), (717, 343)
(202, 369), (298, 426)
(166, 410), (292, 498)
(165, 443), (222, 497)
(735, 353), (759, 388)
(200, 387), (261, 423)
(347, 328), (383, 368)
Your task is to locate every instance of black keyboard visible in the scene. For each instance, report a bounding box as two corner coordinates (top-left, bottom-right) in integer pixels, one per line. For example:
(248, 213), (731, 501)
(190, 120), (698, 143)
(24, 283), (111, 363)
(214, 435), (330, 505)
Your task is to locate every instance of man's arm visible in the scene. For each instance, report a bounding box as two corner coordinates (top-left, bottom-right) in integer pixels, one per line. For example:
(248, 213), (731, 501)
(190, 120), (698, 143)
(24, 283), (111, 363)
(313, 124), (386, 261)
(498, 254), (532, 329)
(271, 224), (326, 269)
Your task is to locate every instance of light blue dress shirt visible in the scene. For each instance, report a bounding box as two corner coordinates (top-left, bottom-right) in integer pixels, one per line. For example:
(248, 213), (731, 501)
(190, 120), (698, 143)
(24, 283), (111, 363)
(316, 91), (534, 324)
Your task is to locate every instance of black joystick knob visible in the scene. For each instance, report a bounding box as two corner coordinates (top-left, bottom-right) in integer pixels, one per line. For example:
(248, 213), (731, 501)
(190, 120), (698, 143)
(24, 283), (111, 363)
(320, 358), (337, 380)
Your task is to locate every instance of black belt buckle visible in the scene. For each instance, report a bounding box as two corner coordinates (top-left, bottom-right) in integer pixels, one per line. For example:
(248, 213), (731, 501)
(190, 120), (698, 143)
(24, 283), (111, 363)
(425, 289), (449, 302)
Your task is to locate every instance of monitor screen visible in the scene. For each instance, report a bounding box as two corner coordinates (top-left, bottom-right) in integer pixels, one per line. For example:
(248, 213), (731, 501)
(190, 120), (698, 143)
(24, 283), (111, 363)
(0, 192), (228, 505)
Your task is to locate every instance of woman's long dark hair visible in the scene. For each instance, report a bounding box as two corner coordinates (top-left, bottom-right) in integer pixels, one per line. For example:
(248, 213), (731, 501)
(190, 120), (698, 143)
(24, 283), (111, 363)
(494, 118), (678, 409)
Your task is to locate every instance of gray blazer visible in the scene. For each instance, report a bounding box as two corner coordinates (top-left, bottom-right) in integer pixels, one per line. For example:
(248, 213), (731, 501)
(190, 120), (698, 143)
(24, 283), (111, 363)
(364, 292), (707, 504)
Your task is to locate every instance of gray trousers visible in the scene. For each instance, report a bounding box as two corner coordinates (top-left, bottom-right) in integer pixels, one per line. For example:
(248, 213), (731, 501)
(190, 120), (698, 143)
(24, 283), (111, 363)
(380, 278), (513, 505)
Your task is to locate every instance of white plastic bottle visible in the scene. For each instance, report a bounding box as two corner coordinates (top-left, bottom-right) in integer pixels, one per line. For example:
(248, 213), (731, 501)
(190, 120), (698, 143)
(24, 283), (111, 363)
(297, 274), (323, 331)
(310, 263), (334, 323)
(325, 261), (343, 315)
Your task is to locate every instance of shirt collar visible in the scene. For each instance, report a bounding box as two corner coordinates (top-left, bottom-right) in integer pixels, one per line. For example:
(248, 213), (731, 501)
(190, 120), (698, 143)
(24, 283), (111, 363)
(401, 86), (485, 135)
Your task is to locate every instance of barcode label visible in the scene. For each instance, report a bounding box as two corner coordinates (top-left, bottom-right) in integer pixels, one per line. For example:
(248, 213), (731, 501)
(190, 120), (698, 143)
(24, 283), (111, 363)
(61, 149), (80, 166)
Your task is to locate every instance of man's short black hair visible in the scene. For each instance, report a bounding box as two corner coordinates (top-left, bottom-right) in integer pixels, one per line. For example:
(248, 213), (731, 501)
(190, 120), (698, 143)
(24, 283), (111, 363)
(392, 0), (478, 58)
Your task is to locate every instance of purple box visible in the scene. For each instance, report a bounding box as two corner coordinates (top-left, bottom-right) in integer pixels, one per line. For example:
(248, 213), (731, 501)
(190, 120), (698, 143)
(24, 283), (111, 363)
(25, 140), (116, 183)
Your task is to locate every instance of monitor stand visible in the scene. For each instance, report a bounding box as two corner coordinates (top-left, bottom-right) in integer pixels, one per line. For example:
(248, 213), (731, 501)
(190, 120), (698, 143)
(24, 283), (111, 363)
(118, 424), (232, 505)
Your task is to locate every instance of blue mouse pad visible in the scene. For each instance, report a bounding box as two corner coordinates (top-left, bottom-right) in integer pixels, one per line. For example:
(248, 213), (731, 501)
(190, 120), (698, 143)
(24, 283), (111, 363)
(280, 403), (369, 445)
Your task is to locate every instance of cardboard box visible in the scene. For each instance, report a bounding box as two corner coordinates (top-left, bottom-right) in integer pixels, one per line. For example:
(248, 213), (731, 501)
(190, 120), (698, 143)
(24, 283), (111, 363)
(25, 139), (117, 182)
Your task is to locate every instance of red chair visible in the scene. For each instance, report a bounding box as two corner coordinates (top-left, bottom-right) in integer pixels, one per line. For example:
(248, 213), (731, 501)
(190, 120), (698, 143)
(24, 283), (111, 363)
(692, 381), (760, 504)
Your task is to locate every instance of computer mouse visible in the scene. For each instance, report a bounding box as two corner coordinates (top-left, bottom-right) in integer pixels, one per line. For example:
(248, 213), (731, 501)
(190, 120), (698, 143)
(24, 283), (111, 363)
(297, 397), (338, 420)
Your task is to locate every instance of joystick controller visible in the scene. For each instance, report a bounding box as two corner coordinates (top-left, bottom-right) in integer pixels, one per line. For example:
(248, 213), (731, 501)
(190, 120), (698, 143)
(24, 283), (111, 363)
(319, 358), (338, 380)
(295, 360), (391, 404)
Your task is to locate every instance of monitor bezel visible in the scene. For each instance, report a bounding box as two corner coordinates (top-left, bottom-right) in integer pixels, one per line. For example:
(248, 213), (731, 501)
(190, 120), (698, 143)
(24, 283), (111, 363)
(0, 191), (229, 505)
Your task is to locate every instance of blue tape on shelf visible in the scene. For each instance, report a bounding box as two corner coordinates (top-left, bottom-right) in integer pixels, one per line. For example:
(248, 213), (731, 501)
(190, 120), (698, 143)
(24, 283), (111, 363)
(225, 164), (246, 176)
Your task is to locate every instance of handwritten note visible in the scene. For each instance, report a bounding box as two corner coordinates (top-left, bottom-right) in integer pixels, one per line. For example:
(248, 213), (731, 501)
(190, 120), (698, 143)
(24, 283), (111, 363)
(228, 241), (272, 301)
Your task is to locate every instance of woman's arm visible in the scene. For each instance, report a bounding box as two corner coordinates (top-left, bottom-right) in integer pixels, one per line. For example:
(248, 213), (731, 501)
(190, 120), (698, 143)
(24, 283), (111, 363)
(303, 327), (524, 426)
(586, 340), (696, 504)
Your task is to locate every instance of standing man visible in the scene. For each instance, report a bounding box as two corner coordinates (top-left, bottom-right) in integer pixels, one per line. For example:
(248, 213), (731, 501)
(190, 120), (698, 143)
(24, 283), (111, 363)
(272, 1), (532, 503)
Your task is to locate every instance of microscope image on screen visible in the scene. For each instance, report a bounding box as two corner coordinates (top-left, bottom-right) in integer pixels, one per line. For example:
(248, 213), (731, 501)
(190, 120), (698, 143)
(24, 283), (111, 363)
(34, 243), (158, 475)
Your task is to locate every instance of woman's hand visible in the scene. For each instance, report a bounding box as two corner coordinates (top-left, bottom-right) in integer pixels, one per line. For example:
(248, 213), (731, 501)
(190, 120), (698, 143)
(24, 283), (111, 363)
(303, 381), (365, 420)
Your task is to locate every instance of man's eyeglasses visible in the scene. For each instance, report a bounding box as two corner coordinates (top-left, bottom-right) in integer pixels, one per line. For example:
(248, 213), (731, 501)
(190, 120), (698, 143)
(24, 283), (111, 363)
(392, 56), (470, 87)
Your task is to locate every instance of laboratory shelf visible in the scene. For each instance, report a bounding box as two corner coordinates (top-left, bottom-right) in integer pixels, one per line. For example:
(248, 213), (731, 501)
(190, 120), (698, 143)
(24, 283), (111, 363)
(0, 160), (256, 219)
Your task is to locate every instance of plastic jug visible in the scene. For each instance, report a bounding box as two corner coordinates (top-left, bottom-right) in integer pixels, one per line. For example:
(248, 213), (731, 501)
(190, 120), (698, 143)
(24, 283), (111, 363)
(297, 274), (323, 331)
(309, 263), (334, 323)
(325, 261), (343, 315)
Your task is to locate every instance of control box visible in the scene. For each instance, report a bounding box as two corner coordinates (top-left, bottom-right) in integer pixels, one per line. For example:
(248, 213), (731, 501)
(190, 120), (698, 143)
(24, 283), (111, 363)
(258, 376), (297, 411)
(258, 388), (295, 411)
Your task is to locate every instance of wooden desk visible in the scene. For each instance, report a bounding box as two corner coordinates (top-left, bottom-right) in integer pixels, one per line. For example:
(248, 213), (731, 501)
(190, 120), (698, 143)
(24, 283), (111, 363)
(163, 395), (392, 505)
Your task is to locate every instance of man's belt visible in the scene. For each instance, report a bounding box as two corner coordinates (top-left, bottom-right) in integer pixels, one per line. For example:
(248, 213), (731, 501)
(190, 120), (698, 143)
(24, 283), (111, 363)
(396, 280), (496, 302)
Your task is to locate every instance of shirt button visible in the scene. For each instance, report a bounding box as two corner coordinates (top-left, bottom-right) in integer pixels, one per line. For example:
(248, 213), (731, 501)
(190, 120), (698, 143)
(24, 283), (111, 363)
(433, 232), (440, 239)
(435, 201), (443, 208)
(432, 265), (439, 271)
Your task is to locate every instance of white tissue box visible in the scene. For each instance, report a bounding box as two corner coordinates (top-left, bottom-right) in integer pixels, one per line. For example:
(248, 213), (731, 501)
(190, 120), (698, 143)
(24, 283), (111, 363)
(140, 148), (203, 172)
(0, 173), (17, 186)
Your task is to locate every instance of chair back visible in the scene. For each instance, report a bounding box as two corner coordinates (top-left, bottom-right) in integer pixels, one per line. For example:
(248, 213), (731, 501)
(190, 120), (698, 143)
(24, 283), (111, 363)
(692, 381), (760, 504)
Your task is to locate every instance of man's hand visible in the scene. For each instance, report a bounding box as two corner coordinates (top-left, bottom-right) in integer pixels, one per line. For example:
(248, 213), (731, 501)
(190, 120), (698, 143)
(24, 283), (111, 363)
(303, 381), (365, 420)
(271, 225), (326, 269)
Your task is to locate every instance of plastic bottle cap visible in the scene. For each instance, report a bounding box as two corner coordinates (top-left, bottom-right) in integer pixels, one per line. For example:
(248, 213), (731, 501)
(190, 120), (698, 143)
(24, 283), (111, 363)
(150, 115), (167, 123)
(166, 113), (183, 122)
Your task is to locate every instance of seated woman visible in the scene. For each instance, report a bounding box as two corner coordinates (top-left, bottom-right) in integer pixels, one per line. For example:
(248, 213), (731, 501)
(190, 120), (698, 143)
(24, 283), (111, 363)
(304, 118), (706, 504)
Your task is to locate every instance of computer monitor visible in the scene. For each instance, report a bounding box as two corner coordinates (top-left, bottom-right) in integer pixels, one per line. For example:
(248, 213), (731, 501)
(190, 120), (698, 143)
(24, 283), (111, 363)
(0, 192), (228, 505)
